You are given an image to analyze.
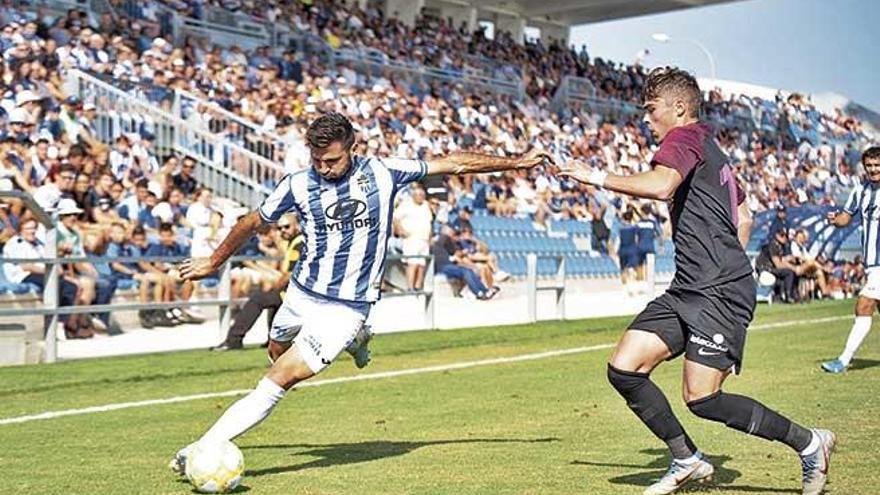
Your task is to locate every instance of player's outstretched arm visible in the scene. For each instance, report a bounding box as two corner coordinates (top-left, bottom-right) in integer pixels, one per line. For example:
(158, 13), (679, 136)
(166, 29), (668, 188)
(424, 149), (553, 176)
(556, 161), (683, 201)
(179, 211), (267, 281)
(737, 202), (752, 248)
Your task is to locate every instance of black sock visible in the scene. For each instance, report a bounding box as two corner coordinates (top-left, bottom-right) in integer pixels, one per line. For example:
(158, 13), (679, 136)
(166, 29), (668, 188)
(687, 391), (812, 452)
(607, 364), (698, 459)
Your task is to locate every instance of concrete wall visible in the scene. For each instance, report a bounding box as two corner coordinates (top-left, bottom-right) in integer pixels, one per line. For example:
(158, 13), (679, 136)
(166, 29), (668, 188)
(385, 0), (425, 26)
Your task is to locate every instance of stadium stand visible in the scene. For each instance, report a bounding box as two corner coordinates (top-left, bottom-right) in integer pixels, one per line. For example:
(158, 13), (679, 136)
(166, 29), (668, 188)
(0, 0), (874, 340)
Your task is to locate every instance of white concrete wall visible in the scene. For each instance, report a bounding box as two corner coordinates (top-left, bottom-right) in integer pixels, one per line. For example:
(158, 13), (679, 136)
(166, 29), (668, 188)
(385, 0), (425, 26)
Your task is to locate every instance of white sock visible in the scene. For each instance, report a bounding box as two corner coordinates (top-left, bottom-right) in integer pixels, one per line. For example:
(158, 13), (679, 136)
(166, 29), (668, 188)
(800, 431), (820, 456)
(200, 377), (285, 444)
(839, 316), (872, 366)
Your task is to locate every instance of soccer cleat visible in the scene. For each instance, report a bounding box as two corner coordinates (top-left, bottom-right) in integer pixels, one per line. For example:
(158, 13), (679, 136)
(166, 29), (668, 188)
(345, 324), (373, 369)
(801, 429), (836, 495)
(643, 453), (714, 495)
(168, 443), (195, 476)
(820, 359), (846, 374)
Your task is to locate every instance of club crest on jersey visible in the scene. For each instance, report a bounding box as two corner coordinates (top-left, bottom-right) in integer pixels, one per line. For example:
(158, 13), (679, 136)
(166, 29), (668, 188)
(356, 173), (372, 194)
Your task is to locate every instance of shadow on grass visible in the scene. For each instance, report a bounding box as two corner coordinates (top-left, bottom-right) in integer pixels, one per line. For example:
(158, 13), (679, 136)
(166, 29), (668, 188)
(848, 358), (880, 371)
(175, 478), (251, 493)
(571, 448), (800, 493)
(242, 437), (559, 477)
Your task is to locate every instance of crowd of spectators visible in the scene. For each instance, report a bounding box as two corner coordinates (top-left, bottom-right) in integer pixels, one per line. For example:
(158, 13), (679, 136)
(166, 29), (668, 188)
(0, 1), (874, 329)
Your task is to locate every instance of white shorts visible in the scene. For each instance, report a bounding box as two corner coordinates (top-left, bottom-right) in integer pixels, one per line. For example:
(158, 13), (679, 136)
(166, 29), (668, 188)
(402, 238), (429, 266)
(861, 267), (880, 300)
(270, 282), (370, 374)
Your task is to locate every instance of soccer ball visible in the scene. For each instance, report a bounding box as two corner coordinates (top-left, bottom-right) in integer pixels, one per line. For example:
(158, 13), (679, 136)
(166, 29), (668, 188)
(185, 440), (244, 493)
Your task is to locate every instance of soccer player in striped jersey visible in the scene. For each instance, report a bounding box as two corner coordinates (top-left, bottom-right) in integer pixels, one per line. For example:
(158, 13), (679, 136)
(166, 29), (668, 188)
(822, 145), (880, 373)
(169, 112), (551, 473)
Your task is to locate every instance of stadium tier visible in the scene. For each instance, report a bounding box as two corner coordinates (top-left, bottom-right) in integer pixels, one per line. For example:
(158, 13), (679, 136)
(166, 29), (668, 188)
(0, 1), (874, 325)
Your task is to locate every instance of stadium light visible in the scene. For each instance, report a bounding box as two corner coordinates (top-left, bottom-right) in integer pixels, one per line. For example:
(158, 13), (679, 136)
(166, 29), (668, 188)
(651, 32), (717, 80)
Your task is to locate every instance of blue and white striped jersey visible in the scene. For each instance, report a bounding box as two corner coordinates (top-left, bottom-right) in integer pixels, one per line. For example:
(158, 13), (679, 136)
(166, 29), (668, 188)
(259, 155), (427, 303)
(843, 181), (880, 268)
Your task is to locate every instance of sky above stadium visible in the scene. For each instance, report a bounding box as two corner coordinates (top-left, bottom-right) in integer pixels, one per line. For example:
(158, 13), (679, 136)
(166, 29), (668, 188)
(570, 0), (879, 112)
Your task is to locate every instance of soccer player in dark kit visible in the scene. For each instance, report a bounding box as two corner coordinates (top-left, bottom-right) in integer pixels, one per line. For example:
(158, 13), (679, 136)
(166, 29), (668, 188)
(557, 67), (834, 495)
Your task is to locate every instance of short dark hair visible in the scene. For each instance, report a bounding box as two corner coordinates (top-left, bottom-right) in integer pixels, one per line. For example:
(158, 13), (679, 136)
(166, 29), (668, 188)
(863, 146), (880, 164)
(158, 222), (174, 234)
(643, 66), (702, 118)
(132, 225), (146, 237)
(306, 112), (354, 150)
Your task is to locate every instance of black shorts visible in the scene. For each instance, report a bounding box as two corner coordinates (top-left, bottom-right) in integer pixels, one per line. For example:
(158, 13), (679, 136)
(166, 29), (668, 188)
(627, 275), (756, 373)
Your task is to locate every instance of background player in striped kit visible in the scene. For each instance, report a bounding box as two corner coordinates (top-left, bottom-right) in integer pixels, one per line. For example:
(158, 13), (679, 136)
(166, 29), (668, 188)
(169, 112), (551, 473)
(822, 146), (880, 373)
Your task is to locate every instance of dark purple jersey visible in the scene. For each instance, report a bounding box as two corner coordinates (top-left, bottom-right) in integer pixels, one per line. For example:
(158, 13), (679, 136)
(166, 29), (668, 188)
(652, 122), (752, 290)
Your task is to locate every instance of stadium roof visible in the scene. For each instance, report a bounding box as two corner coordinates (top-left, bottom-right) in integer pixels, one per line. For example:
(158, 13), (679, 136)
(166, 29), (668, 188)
(472, 0), (742, 26)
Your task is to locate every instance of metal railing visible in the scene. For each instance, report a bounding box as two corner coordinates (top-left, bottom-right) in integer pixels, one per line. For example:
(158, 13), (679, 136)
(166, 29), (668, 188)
(0, 249), (437, 362)
(0, 191), (58, 362)
(69, 69), (285, 208)
(525, 254), (566, 323)
(334, 47), (526, 100)
(552, 76), (641, 120)
(172, 88), (288, 163)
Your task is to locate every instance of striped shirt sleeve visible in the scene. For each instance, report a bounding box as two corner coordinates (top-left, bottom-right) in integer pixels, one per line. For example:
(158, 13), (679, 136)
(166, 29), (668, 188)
(379, 157), (428, 186)
(843, 185), (861, 216)
(258, 174), (296, 223)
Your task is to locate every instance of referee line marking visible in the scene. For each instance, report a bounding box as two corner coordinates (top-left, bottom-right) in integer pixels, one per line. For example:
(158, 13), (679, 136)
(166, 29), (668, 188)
(0, 314), (852, 426)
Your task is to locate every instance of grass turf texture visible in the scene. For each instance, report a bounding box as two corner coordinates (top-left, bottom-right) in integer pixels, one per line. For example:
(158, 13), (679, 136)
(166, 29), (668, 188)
(0, 299), (877, 494)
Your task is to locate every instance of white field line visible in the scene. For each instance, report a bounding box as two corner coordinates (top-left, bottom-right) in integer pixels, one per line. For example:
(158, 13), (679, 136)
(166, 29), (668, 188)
(0, 314), (852, 426)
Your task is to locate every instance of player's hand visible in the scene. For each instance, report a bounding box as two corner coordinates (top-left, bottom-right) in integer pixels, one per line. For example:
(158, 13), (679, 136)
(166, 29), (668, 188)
(520, 149), (554, 169)
(556, 160), (608, 187)
(826, 211), (838, 224)
(179, 257), (217, 281)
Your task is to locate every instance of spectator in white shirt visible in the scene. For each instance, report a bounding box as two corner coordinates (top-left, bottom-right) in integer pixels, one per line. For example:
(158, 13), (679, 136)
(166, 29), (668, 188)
(791, 229), (828, 298)
(394, 183), (433, 291)
(186, 187), (219, 258)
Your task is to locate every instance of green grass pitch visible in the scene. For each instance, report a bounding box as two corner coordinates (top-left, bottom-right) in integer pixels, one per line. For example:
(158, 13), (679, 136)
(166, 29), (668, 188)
(0, 299), (877, 494)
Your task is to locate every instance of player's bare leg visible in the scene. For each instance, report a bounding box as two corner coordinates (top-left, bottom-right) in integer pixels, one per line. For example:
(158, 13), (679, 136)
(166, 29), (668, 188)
(608, 331), (712, 495)
(683, 360), (835, 495)
(823, 296), (875, 373)
(170, 344), (314, 475)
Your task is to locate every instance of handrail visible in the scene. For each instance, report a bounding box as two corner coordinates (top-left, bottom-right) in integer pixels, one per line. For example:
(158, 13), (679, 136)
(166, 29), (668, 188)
(70, 69), (285, 206)
(173, 88), (288, 162)
(525, 253), (566, 322)
(0, 190), (53, 228)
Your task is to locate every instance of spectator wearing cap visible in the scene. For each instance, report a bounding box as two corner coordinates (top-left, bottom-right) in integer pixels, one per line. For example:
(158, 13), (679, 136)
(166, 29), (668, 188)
(7, 107), (31, 142)
(768, 204), (789, 237)
(57, 95), (104, 154)
(79, 101), (98, 135)
(32, 163), (75, 211)
(56, 197), (118, 335)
